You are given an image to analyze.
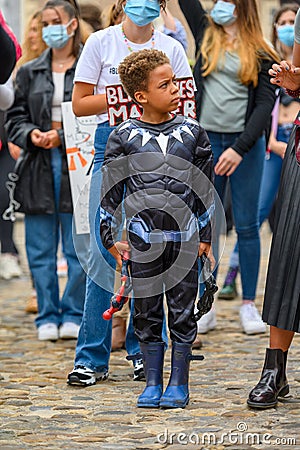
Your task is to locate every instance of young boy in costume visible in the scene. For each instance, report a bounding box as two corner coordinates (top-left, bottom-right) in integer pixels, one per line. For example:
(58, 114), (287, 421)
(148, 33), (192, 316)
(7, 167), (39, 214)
(100, 49), (214, 409)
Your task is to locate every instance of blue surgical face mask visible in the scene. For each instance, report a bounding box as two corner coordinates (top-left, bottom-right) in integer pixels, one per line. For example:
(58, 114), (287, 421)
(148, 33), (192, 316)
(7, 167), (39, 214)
(124, 0), (160, 27)
(277, 24), (294, 48)
(42, 19), (74, 49)
(210, 1), (237, 27)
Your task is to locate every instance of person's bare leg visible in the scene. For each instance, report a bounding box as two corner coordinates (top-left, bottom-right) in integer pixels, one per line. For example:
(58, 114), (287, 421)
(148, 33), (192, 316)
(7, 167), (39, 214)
(269, 326), (294, 351)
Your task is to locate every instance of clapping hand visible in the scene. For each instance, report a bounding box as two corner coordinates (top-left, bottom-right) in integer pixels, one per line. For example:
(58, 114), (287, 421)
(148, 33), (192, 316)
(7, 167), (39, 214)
(269, 60), (300, 91)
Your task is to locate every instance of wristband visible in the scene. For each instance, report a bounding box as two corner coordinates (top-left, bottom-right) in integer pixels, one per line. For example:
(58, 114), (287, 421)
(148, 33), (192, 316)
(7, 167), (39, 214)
(285, 88), (300, 98)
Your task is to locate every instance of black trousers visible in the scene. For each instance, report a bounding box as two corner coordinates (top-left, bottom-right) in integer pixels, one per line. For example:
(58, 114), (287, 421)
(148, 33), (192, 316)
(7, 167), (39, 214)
(130, 233), (199, 344)
(0, 147), (17, 254)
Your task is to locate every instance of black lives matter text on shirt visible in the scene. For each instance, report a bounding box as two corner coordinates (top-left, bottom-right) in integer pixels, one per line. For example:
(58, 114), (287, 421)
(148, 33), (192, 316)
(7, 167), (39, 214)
(106, 77), (196, 126)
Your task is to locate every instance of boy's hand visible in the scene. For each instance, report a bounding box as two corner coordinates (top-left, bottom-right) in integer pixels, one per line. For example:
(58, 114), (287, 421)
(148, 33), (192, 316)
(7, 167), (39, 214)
(108, 241), (131, 267)
(198, 242), (215, 270)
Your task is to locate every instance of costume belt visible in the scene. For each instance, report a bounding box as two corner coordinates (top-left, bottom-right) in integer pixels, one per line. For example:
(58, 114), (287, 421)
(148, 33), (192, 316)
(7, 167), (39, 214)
(127, 217), (198, 244)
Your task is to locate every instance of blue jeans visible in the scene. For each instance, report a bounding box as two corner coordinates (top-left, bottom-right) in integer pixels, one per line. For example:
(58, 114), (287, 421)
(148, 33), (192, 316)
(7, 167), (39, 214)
(208, 132), (265, 300)
(25, 147), (86, 328)
(229, 124), (291, 269)
(258, 124), (289, 223)
(74, 123), (141, 373)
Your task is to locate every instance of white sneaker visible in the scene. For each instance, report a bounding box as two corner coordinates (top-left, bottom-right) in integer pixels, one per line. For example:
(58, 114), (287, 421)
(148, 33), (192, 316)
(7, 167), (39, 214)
(196, 308), (217, 334)
(59, 322), (80, 339)
(240, 303), (266, 335)
(0, 254), (22, 280)
(38, 323), (59, 341)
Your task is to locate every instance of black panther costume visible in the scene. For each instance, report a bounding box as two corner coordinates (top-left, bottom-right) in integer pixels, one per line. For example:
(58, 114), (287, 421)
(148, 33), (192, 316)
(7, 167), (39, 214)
(100, 114), (214, 344)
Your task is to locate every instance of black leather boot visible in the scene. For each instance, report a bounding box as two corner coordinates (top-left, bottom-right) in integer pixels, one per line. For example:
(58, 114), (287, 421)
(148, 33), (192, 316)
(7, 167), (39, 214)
(247, 348), (289, 409)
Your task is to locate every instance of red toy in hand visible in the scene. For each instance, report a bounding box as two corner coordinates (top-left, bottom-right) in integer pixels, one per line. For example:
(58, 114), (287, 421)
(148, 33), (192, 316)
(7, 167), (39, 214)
(102, 250), (132, 320)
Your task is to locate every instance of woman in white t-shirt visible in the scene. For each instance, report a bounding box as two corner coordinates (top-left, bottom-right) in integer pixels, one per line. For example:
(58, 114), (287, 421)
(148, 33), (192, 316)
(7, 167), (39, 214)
(68, 0), (194, 387)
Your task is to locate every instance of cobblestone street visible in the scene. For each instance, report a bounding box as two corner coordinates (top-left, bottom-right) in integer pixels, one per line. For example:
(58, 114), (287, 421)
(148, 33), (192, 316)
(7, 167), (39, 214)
(0, 219), (299, 449)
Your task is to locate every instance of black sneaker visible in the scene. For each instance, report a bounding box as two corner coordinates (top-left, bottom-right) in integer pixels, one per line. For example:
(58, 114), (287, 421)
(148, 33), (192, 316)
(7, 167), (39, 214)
(133, 359), (145, 381)
(67, 365), (109, 386)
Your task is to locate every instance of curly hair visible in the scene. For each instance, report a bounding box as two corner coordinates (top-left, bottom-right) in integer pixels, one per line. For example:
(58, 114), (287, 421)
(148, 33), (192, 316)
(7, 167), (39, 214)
(118, 49), (170, 101)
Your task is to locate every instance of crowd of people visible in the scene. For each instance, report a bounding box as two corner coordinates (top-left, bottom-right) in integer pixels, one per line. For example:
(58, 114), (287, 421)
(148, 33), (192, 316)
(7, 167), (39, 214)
(0, 0), (299, 411)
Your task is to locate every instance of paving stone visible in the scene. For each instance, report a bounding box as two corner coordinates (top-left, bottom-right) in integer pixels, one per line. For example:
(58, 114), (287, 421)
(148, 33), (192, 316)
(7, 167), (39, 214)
(5, 400), (32, 406)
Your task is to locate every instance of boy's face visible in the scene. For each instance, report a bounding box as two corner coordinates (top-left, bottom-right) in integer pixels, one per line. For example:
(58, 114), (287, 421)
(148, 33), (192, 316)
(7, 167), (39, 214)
(138, 64), (180, 115)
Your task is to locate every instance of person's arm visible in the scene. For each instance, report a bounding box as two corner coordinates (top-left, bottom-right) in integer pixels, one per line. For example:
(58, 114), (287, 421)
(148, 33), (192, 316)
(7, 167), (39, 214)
(293, 9), (300, 67)
(178, 0), (207, 52)
(293, 42), (300, 68)
(268, 129), (287, 158)
(100, 129), (128, 265)
(7, 141), (21, 160)
(161, 8), (176, 32)
(72, 82), (107, 117)
(72, 32), (108, 117)
(4, 66), (57, 151)
(161, 9), (187, 51)
(0, 76), (14, 110)
(5, 65), (41, 152)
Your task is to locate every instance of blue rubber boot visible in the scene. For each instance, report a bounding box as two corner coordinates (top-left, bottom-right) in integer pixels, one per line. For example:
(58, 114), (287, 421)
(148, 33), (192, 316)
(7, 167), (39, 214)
(159, 342), (192, 409)
(137, 342), (164, 408)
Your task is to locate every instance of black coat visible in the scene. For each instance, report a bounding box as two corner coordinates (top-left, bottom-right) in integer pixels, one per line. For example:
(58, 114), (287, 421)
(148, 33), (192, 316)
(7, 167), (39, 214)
(0, 19), (17, 84)
(178, 0), (277, 157)
(262, 115), (300, 332)
(6, 48), (79, 214)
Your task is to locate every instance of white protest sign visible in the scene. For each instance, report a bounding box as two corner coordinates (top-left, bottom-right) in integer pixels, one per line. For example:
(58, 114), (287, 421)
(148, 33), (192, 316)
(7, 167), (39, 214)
(62, 101), (97, 234)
